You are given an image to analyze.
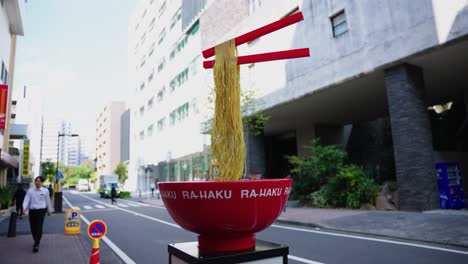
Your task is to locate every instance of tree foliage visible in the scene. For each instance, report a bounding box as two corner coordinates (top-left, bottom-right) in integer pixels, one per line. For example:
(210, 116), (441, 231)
(41, 161), (57, 183)
(114, 162), (128, 184)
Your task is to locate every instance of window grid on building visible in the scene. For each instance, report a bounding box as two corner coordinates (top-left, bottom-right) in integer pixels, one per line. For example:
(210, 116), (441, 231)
(158, 28), (166, 45)
(148, 124), (154, 136)
(157, 117), (166, 132)
(170, 8), (182, 30)
(148, 97), (154, 109)
(170, 102), (189, 126)
(169, 68), (189, 92)
(157, 87), (166, 102)
(158, 57), (166, 73)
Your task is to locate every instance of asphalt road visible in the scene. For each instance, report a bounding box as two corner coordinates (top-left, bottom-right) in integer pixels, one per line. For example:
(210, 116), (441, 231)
(63, 191), (468, 264)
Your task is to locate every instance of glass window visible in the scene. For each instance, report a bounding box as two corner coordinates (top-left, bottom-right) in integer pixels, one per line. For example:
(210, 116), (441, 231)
(158, 57), (166, 73)
(148, 43), (155, 57)
(148, 70), (154, 82)
(331, 10), (348, 37)
(158, 28), (166, 45)
(140, 82), (145, 90)
(140, 131), (145, 140)
(170, 8), (182, 30)
(170, 111), (176, 126)
(149, 17), (156, 31)
(159, 1), (166, 18)
(157, 87), (166, 102)
(148, 124), (154, 136)
(248, 0), (262, 15)
(157, 117), (166, 132)
(148, 97), (154, 109)
(169, 68), (189, 92)
(188, 21), (199, 35)
(140, 106), (145, 116)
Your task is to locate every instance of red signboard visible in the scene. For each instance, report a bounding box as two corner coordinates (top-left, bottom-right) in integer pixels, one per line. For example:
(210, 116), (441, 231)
(0, 85), (8, 130)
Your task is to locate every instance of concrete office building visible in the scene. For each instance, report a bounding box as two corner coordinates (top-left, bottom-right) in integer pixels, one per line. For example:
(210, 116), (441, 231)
(201, 0), (468, 211)
(0, 0), (26, 186)
(10, 85), (43, 178)
(120, 109), (130, 163)
(40, 117), (83, 167)
(95, 101), (126, 176)
(127, 0), (211, 192)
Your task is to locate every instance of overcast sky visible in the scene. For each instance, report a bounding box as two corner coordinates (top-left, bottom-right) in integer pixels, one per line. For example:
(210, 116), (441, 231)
(15, 0), (136, 156)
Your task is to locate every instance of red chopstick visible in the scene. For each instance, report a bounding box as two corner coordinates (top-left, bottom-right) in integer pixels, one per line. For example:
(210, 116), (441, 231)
(202, 48), (310, 69)
(202, 12), (304, 59)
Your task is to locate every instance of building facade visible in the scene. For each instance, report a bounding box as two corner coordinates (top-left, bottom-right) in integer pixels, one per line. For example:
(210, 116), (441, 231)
(10, 85), (43, 178)
(127, 0), (211, 192)
(201, 0), (468, 211)
(120, 109), (130, 163)
(40, 117), (81, 166)
(0, 0), (26, 186)
(95, 101), (126, 176)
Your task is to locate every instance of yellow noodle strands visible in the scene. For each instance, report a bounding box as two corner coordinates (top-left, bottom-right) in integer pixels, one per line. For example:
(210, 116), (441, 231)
(210, 40), (246, 181)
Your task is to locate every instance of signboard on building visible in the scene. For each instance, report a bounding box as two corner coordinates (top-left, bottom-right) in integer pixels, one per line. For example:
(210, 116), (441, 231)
(22, 142), (30, 176)
(0, 85), (8, 130)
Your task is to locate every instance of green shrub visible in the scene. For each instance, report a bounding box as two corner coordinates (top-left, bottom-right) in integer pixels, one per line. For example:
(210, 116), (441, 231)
(308, 189), (328, 208)
(0, 186), (15, 209)
(288, 139), (347, 201)
(322, 165), (379, 208)
(119, 191), (131, 199)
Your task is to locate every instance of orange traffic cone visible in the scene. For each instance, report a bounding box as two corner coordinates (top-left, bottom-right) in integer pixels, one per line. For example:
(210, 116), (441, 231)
(89, 239), (100, 264)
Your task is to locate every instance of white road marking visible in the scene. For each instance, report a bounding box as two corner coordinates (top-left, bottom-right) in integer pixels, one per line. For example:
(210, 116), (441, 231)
(127, 203), (140, 207)
(79, 194), (181, 229)
(72, 206), (80, 210)
(117, 204), (129, 208)
(95, 205), (105, 209)
(288, 255), (325, 264)
(271, 224), (468, 255)
(83, 205), (92, 210)
(62, 196), (136, 264)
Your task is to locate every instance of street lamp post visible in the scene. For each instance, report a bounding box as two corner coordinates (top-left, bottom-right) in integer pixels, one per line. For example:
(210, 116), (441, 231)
(54, 133), (79, 213)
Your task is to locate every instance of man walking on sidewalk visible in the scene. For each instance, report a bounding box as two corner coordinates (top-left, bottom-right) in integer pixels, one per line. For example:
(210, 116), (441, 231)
(13, 184), (26, 219)
(23, 176), (53, 253)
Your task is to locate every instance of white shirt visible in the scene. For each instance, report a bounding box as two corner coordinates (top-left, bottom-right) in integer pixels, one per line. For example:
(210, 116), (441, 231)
(23, 187), (53, 213)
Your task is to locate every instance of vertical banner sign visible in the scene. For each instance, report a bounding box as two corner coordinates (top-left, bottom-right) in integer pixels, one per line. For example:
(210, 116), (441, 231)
(22, 143), (30, 176)
(0, 85), (8, 130)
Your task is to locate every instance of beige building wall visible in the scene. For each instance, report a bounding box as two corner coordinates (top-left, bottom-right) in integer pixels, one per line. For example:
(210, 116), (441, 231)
(96, 101), (126, 176)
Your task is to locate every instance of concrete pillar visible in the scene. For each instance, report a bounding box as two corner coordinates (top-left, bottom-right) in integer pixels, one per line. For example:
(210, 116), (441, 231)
(384, 64), (439, 211)
(244, 127), (266, 177)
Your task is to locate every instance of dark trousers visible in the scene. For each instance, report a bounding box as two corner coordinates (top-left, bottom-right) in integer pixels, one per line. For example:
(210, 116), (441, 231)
(16, 201), (23, 216)
(29, 209), (47, 245)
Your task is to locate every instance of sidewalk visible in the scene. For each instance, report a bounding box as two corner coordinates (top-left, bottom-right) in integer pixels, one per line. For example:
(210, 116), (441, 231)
(0, 213), (88, 263)
(277, 207), (468, 248)
(132, 191), (165, 207)
(0, 210), (124, 263)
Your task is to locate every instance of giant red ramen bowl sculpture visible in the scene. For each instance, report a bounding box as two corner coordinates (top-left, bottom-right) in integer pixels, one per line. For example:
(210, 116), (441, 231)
(158, 179), (292, 252)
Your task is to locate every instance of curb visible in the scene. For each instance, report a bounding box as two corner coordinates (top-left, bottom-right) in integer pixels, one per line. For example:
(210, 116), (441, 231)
(274, 219), (468, 250)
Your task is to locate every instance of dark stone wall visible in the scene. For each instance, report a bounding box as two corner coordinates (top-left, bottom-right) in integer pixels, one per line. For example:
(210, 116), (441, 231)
(244, 127), (266, 177)
(346, 117), (396, 183)
(384, 64), (439, 211)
